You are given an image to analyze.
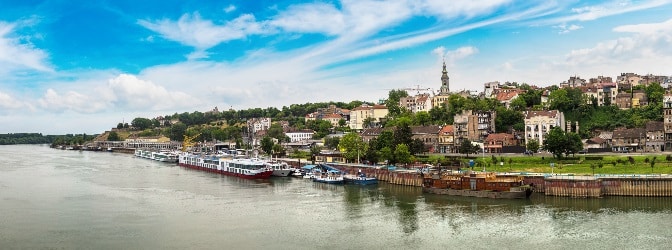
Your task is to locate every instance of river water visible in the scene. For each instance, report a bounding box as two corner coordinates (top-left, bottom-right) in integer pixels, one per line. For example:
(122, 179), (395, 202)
(1, 144), (671, 249)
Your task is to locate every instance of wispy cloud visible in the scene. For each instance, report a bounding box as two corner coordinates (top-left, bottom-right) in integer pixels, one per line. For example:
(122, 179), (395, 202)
(138, 12), (273, 51)
(553, 0), (672, 22)
(224, 4), (237, 13)
(0, 21), (52, 73)
(554, 23), (583, 34)
(433, 46), (479, 65)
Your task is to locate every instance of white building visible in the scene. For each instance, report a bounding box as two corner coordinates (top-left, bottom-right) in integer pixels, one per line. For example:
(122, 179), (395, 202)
(285, 129), (315, 142)
(524, 110), (565, 147)
(247, 118), (271, 134)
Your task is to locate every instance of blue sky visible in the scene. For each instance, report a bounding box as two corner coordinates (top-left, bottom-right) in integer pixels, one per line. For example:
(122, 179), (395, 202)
(1, 0), (672, 134)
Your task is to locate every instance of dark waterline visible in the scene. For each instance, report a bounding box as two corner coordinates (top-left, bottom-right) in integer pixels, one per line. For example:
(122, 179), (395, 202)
(1, 145), (671, 249)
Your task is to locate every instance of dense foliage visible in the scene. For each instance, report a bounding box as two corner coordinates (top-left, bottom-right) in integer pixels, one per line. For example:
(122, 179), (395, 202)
(0, 133), (97, 146)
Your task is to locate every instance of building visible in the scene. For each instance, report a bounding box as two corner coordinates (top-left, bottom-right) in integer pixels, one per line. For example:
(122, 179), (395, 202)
(360, 127), (389, 143)
(285, 129), (315, 142)
(400, 93), (432, 113)
(484, 133), (517, 154)
(348, 104), (389, 130)
(632, 89), (648, 108)
(483, 81), (500, 99)
(615, 92), (632, 109)
(322, 113), (344, 127)
(646, 121), (664, 152)
(454, 110), (478, 146)
(665, 93), (672, 151)
(304, 104), (350, 124)
(494, 89), (522, 109)
(612, 127), (646, 153)
(411, 125), (443, 153)
(437, 125), (454, 154)
(523, 110), (565, 147)
(247, 117), (271, 134)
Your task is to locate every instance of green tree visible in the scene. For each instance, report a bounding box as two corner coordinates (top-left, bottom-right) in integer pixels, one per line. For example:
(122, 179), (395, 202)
(509, 97), (527, 111)
(459, 139), (479, 157)
(526, 139), (540, 154)
(380, 147), (394, 165)
(131, 117), (153, 130)
(385, 89), (409, 116)
(394, 144), (412, 166)
(267, 123), (286, 142)
(338, 119), (347, 127)
(260, 136), (274, 155)
(169, 123), (187, 141)
(107, 131), (121, 141)
(116, 123), (124, 129)
(338, 133), (367, 163)
(324, 136), (340, 150)
(393, 119), (413, 147)
(543, 127), (583, 158)
(272, 144), (285, 157)
(415, 111), (431, 126)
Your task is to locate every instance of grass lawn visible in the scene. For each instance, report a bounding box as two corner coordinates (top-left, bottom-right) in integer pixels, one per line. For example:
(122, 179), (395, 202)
(452, 154), (672, 175)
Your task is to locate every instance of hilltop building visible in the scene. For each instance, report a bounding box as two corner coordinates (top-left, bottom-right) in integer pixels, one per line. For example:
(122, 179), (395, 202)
(349, 104), (388, 130)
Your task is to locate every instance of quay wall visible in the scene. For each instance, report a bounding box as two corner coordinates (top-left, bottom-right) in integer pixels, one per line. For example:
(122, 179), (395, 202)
(539, 175), (672, 198)
(601, 177), (672, 196)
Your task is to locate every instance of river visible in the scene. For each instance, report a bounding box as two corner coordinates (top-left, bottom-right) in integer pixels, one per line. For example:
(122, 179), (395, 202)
(1, 144), (670, 249)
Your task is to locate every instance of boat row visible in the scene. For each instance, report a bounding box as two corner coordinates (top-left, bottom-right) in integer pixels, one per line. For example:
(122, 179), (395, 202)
(134, 149), (179, 163)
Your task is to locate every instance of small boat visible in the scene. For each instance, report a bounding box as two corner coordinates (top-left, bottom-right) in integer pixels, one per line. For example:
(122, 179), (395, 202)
(344, 174), (378, 185)
(267, 161), (294, 177)
(312, 173), (345, 184)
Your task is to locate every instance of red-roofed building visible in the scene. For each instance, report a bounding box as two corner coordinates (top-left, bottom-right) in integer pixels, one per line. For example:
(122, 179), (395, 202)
(494, 89), (523, 108)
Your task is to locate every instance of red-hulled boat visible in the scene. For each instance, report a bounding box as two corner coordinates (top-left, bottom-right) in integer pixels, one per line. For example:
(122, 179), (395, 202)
(178, 153), (273, 179)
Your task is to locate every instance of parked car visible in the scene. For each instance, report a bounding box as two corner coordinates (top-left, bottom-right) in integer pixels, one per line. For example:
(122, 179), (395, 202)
(524, 150), (533, 156)
(578, 149), (588, 154)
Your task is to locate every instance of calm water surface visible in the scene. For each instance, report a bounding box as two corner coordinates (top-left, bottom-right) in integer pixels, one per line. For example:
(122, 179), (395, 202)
(1, 145), (671, 249)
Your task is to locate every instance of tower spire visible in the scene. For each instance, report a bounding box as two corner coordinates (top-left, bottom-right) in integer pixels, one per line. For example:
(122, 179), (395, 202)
(439, 60), (450, 95)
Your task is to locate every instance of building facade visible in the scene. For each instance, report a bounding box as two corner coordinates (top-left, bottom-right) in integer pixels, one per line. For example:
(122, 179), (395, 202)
(523, 110), (565, 147)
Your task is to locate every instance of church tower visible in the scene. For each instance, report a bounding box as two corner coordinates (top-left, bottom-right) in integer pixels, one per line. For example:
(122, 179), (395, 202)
(439, 61), (450, 95)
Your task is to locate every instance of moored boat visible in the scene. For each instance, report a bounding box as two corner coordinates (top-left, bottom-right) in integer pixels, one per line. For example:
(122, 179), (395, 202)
(422, 171), (532, 199)
(344, 174), (378, 185)
(267, 161), (294, 177)
(178, 153), (273, 179)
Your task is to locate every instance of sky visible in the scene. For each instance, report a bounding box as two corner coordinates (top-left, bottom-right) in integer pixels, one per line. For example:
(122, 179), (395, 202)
(1, 0), (672, 134)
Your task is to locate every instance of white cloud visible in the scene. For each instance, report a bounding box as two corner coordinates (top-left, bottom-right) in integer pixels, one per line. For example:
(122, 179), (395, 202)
(613, 17), (672, 34)
(554, 24), (583, 34)
(138, 13), (273, 51)
(106, 74), (201, 111)
(432, 46), (479, 65)
(415, 0), (512, 19)
(0, 21), (52, 73)
(269, 3), (346, 35)
(37, 89), (108, 113)
(0, 90), (26, 111)
(565, 19), (672, 67)
(557, 0), (672, 22)
(224, 4), (237, 13)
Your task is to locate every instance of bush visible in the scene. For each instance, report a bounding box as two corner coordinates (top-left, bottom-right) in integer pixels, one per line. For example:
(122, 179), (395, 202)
(585, 156), (604, 161)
